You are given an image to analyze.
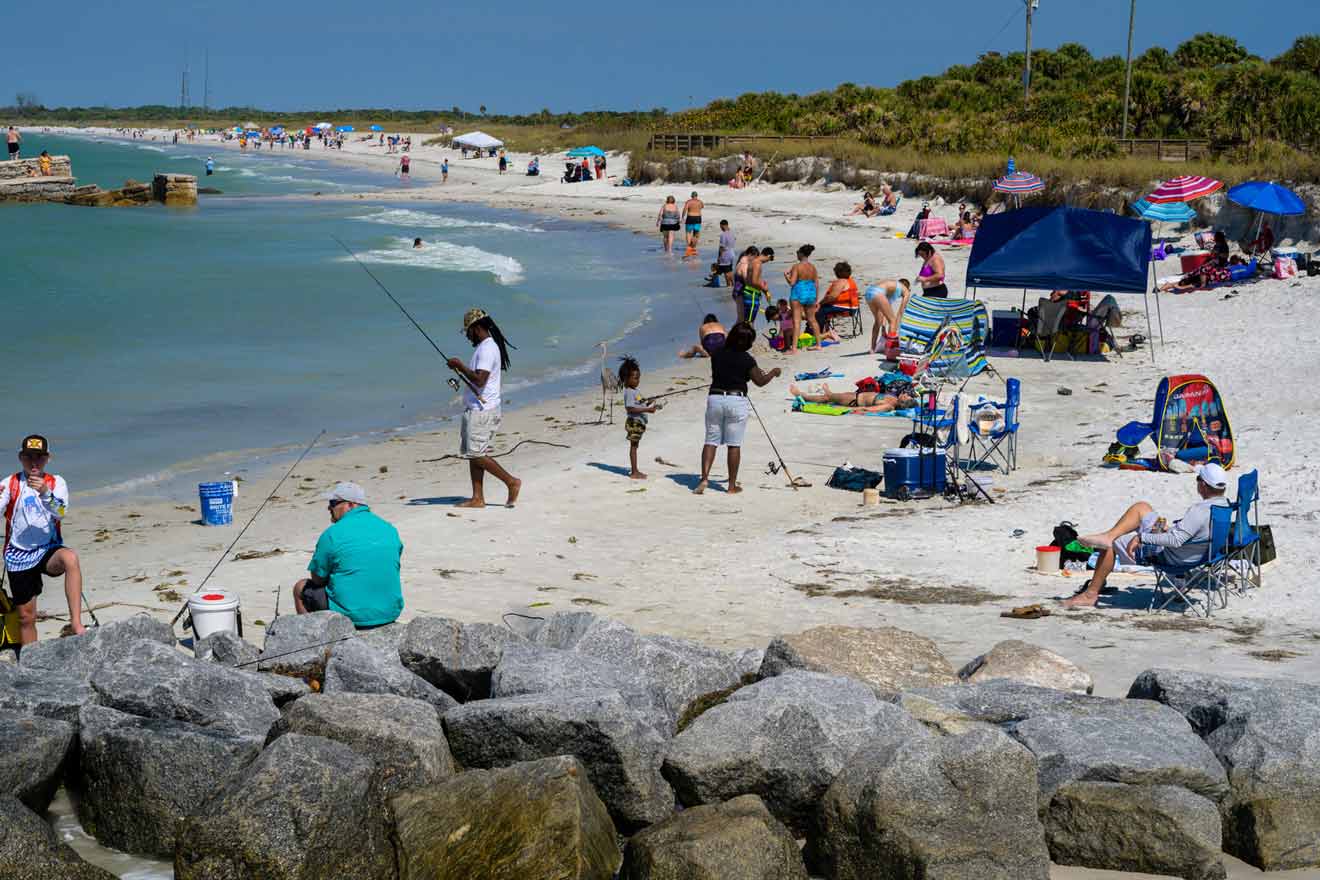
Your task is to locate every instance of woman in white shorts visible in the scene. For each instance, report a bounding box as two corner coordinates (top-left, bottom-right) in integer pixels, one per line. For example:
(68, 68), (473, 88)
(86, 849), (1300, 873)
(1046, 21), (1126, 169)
(695, 322), (781, 495)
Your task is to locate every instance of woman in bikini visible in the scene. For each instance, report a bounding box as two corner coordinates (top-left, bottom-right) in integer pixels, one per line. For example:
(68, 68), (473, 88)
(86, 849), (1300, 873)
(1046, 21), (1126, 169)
(657, 196), (681, 253)
(864, 278), (912, 353)
(783, 244), (822, 355)
(789, 383), (916, 413)
(914, 242), (948, 298)
(679, 314), (727, 359)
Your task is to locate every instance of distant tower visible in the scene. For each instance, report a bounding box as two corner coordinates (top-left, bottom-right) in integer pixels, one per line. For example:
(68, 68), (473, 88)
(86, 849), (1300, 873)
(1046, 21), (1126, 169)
(180, 57), (191, 111)
(203, 49), (210, 112)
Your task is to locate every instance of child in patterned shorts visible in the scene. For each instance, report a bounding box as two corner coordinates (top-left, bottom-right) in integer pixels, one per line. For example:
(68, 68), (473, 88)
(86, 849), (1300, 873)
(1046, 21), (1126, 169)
(619, 356), (662, 480)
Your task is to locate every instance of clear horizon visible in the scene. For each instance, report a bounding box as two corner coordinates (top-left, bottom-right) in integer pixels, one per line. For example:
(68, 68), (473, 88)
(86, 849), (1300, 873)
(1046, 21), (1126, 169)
(2, 1), (1312, 115)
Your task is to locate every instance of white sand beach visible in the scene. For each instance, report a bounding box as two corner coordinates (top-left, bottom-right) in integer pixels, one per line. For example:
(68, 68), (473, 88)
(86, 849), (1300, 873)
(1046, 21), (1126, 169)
(18, 125), (1320, 879)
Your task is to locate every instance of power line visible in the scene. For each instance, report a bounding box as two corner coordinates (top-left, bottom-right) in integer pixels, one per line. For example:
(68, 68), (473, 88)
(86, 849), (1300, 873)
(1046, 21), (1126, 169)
(978, 3), (1025, 59)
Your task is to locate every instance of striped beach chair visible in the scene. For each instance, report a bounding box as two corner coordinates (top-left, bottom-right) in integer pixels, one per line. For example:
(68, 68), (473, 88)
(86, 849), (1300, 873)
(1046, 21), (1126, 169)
(897, 296), (992, 378)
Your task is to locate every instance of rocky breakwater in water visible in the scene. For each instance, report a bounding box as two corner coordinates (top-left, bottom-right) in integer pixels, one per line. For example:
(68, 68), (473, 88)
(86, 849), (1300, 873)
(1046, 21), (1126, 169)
(3, 611), (1320, 879)
(0, 155), (197, 207)
(0, 154), (76, 201)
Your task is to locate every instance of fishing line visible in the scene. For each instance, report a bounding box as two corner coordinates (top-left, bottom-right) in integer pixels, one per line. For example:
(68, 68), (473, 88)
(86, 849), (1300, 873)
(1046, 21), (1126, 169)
(642, 384), (710, 403)
(170, 429), (325, 627)
(747, 397), (808, 490)
(332, 235), (485, 402)
(420, 438), (570, 463)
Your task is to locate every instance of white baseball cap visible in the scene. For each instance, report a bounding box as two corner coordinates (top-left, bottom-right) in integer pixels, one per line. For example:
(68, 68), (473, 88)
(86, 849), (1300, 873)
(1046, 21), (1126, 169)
(1194, 463), (1228, 491)
(322, 481), (367, 505)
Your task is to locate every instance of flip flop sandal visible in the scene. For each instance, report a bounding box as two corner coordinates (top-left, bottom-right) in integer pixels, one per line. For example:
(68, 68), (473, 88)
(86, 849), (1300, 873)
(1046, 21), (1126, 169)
(1001, 603), (1051, 620)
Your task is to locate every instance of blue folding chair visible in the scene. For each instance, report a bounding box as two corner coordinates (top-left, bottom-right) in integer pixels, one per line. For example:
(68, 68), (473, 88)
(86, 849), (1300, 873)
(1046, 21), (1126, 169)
(1228, 469), (1261, 595)
(968, 378), (1020, 474)
(1149, 504), (1234, 617)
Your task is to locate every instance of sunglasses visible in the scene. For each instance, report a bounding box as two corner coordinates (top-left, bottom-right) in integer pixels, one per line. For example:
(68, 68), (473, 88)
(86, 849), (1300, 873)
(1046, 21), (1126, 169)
(19, 452), (48, 461)
(327, 498), (344, 509)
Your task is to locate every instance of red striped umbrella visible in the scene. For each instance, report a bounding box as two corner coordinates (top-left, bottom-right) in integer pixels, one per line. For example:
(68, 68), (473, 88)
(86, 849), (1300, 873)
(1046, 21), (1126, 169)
(993, 170), (1045, 194)
(1146, 175), (1223, 204)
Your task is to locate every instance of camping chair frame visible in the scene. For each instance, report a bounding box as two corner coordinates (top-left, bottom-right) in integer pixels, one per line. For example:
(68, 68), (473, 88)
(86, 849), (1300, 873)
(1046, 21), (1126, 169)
(1227, 469), (1262, 596)
(1148, 505), (1234, 618)
(820, 305), (862, 340)
(967, 378), (1021, 474)
(927, 392), (995, 504)
(1034, 297), (1071, 362)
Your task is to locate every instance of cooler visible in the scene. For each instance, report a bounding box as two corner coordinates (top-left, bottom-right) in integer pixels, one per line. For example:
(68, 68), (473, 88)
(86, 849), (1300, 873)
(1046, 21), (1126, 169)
(883, 447), (946, 498)
(991, 310), (1020, 348)
(1180, 251), (1211, 273)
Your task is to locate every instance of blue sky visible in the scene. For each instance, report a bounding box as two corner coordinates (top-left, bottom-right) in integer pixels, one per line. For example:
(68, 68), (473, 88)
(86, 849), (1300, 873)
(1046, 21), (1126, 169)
(1, 1), (1309, 113)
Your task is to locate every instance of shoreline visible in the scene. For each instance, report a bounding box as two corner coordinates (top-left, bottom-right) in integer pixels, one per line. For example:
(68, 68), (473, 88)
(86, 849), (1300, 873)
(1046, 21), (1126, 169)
(25, 124), (1320, 707)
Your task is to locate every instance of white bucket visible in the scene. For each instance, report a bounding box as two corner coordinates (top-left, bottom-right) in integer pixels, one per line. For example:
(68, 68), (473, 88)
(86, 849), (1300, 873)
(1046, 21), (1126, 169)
(968, 473), (995, 495)
(187, 590), (241, 648)
(1036, 546), (1061, 575)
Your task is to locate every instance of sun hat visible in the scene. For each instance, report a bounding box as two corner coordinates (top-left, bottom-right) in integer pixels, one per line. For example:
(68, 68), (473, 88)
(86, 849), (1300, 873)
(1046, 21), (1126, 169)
(322, 481), (367, 505)
(462, 308), (487, 331)
(1194, 462), (1228, 491)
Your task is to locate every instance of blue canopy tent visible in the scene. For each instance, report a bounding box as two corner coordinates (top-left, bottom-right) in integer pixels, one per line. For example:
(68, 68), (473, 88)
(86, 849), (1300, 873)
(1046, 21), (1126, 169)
(369, 124), (384, 132)
(566, 146), (606, 158)
(966, 206), (1158, 361)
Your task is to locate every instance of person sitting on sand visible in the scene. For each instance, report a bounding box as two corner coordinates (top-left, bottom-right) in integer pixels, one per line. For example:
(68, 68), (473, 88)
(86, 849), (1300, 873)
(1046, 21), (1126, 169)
(877, 184), (899, 215)
(1, 435), (86, 644)
(789, 383), (916, 413)
(292, 481), (403, 628)
(1061, 463), (1231, 609)
(953, 210), (978, 239)
(848, 192), (878, 217)
(679, 314), (727, 359)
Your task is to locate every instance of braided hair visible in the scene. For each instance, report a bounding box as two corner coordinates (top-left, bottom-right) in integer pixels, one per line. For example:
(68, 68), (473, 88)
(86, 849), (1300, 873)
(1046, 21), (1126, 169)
(473, 315), (515, 371)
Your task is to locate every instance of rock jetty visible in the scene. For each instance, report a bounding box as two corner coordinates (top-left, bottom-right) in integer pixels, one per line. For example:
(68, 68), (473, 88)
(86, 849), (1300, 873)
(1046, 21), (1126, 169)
(0, 155), (197, 206)
(2, 610), (1319, 879)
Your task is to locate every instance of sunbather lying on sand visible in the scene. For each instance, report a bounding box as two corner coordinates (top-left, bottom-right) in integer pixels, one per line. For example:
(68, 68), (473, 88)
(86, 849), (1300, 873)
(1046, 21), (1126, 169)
(790, 383), (915, 413)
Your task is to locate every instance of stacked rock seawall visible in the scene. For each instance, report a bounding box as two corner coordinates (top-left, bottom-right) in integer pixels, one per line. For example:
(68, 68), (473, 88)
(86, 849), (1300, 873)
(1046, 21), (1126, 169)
(0, 155), (76, 201)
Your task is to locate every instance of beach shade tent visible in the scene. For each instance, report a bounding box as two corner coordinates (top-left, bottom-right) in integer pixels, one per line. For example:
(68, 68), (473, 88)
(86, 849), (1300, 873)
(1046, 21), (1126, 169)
(369, 124), (384, 132)
(241, 122), (258, 130)
(1228, 181), (1306, 245)
(452, 131), (504, 151)
(566, 145), (606, 158)
(1146, 175), (1223, 204)
(336, 125), (354, 133)
(896, 296), (992, 377)
(315, 122), (334, 130)
(965, 206), (1159, 360)
(1113, 374), (1235, 471)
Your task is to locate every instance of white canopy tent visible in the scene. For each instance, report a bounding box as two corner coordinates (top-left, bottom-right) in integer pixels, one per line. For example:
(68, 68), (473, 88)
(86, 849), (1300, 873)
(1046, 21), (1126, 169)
(452, 131), (504, 150)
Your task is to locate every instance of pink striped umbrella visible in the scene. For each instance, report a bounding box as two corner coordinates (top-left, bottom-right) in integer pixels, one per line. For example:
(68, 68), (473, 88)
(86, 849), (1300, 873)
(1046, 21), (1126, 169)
(1146, 175), (1223, 204)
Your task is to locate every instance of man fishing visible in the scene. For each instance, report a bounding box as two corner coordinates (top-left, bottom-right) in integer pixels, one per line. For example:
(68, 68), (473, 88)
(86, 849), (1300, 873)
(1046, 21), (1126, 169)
(292, 481), (403, 627)
(1, 435), (85, 644)
(447, 309), (521, 508)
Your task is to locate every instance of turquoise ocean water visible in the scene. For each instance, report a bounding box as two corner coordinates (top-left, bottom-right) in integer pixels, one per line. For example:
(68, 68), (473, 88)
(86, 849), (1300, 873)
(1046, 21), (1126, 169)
(1, 133), (708, 499)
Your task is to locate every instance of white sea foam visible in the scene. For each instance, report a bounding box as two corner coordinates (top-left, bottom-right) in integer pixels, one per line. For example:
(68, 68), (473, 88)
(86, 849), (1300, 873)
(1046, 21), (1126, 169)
(136, 144), (168, 152)
(348, 237), (525, 284)
(352, 208), (544, 234)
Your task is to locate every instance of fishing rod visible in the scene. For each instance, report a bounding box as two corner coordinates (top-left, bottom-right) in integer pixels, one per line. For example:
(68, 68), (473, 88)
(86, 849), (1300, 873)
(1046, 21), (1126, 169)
(642, 384), (710, 403)
(332, 235), (485, 402)
(170, 429), (325, 627)
(747, 397), (807, 490)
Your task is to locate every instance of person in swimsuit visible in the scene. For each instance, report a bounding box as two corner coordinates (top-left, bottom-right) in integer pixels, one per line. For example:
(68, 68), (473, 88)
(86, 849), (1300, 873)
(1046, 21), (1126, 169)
(679, 314), (727, 359)
(7, 126), (20, 160)
(732, 246), (757, 321)
(848, 192), (877, 217)
(784, 245), (822, 355)
(657, 196), (681, 253)
(878, 183), (899, 214)
(397, 154), (411, 180)
(788, 384), (917, 413)
(865, 279), (912, 353)
(741, 247), (775, 325)
(816, 261), (860, 331)
(914, 242), (948, 298)
(682, 192), (704, 251)
(715, 220), (736, 289)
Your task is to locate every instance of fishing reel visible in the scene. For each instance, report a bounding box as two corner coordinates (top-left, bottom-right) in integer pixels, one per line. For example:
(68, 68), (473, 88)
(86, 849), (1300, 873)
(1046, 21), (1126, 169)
(766, 460), (780, 476)
(446, 377), (461, 393)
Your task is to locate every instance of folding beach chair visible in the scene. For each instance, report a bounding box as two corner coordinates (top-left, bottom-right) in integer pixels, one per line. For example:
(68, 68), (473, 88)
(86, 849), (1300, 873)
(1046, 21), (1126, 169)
(1149, 505), (1234, 617)
(1227, 469), (1261, 595)
(967, 378), (1021, 474)
(1033, 297), (1070, 362)
(820, 304), (862, 339)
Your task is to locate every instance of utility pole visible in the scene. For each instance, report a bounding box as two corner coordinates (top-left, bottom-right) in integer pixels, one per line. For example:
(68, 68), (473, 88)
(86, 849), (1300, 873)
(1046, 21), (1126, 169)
(1023, 0), (1037, 106)
(1121, 0), (1136, 138)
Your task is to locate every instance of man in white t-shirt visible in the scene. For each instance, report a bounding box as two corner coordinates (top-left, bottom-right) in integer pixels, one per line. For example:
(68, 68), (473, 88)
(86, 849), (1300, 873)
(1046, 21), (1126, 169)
(447, 309), (522, 508)
(1, 435), (86, 644)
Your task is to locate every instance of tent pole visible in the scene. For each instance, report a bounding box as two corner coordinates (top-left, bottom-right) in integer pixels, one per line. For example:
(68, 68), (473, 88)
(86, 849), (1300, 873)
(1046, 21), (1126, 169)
(1017, 289), (1027, 350)
(1144, 290), (1156, 364)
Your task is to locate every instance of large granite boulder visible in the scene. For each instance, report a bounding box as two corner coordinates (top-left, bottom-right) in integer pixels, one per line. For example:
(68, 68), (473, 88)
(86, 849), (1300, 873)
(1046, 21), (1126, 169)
(662, 671), (928, 834)
(256, 611), (355, 678)
(443, 688), (672, 830)
(807, 728), (1049, 880)
(195, 631), (260, 667)
(392, 756), (620, 880)
(282, 692), (454, 796)
(527, 612), (744, 733)
(400, 616), (522, 701)
(897, 679), (1105, 727)
(174, 733), (395, 880)
(1009, 699), (1229, 803)
(1046, 782), (1225, 880)
(1129, 667), (1320, 870)
(89, 640), (279, 739)
(19, 613), (175, 676)
(251, 671), (311, 707)
(323, 637), (457, 712)
(621, 794), (808, 880)
(0, 715), (75, 811)
(759, 625), (957, 698)
(0, 795), (117, 880)
(77, 704), (262, 858)
(958, 640), (1094, 694)
(0, 663), (99, 725)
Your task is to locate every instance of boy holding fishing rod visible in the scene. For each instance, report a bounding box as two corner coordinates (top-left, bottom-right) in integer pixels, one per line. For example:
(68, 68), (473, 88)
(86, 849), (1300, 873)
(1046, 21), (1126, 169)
(447, 309), (522, 508)
(619, 356), (663, 480)
(1, 435), (86, 645)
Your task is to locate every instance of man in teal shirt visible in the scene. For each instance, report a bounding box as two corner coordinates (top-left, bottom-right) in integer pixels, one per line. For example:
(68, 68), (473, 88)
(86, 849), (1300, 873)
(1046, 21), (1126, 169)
(292, 482), (403, 628)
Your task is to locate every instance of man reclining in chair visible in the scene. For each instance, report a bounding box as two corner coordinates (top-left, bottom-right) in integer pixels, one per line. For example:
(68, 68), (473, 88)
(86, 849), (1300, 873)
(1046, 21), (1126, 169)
(1061, 463), (1230, 608)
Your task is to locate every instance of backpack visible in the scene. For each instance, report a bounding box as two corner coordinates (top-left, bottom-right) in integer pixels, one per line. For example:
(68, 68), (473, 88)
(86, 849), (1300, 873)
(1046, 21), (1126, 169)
(1051, 521), (1092, 563)
(826, 466), (883, 492)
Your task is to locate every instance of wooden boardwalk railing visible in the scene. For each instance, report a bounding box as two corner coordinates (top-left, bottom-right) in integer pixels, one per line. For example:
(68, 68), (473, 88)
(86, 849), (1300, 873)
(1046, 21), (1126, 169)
(646, 132), (841, 153)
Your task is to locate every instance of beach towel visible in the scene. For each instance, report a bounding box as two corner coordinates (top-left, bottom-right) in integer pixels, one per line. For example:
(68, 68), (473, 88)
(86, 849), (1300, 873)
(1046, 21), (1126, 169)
(794, 402), (852, 416)
(794, 368), (843, 381)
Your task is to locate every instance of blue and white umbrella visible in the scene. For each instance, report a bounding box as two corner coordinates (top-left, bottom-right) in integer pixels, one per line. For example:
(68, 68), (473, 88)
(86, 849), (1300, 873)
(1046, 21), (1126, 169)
(336, 125), (354, 133)
(1131, 199), (1196, 224)
(369, 124), (383, 132)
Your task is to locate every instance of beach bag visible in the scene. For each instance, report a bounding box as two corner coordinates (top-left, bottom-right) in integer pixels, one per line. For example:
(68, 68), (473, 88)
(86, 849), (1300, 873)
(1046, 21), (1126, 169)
(1273, 257), (1297, 279)
(1051, 521), (1092, 564)
(1257, 525), (1276, 565)
(827, 466), (883, 492)
(900, 432), (936, 449)
(855, 377), (881, 394)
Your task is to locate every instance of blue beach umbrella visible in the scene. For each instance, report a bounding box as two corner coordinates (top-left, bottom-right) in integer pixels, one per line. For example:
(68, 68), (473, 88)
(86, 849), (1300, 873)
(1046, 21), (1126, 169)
(566, 146), (606, 158)
(336, 125), (355, 133)
(369, 124), (383, 132)
(1227, 181), (1305, 216)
